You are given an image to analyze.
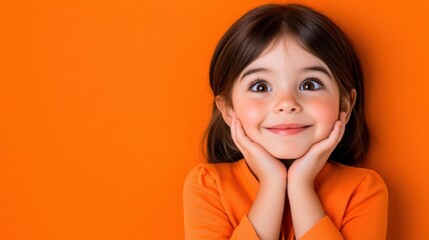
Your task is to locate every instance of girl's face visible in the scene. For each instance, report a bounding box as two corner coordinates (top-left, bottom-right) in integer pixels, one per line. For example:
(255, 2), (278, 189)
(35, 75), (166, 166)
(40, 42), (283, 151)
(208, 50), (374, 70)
(222, 38), (345, 159)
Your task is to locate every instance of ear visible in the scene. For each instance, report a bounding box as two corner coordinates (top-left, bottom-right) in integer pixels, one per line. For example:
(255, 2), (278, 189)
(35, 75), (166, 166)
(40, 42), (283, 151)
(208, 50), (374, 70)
(341, 89), (357, 123)
(215, 96), (234, 127)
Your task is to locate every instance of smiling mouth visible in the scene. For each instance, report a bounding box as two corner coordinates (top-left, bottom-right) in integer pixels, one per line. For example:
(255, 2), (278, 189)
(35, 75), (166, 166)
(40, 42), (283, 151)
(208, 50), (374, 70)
(265, 124), (312, 136)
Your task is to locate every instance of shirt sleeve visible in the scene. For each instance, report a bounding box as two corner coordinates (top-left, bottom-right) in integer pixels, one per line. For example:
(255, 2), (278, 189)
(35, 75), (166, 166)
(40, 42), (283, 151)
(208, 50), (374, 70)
(339, 169), (388, 239)
(299, 216), (342, 240)
(300, 170), (388, 240)
(183, 165), (260, 240)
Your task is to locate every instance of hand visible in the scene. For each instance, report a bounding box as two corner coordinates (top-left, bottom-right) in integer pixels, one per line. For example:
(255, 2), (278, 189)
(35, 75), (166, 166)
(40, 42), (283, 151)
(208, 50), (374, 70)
(230, 112), (287, 184)
(231, 112), (287, 240)
(287, 112), (348, 187)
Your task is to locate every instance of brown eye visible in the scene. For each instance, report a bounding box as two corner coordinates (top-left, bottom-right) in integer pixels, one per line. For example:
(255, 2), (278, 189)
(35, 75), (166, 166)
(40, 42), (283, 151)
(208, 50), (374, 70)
(250, 81), (272, 92)
(299, 79), (323, 91)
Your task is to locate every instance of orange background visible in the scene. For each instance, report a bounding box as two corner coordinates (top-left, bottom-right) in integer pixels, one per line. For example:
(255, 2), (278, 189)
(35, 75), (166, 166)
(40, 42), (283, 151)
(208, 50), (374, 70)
(1, 0), (428, 239)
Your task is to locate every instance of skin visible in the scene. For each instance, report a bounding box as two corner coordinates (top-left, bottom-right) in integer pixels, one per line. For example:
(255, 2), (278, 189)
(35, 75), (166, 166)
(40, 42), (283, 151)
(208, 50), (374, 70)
(217, 37), (356, 239)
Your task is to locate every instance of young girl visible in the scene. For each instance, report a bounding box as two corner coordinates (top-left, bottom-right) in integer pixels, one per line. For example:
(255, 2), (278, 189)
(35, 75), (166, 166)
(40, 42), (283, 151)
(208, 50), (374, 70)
(183, 3), (388, 240)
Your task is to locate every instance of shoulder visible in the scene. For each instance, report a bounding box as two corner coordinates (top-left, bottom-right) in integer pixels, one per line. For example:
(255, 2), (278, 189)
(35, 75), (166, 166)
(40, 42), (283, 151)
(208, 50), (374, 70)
(317, 163), (388, 227)
(318, 162), (388, 209)
(328, 165), (388, 238)
(338, 164), (388, 205)
(326, 163), (387, 193)
(183, 161), (244, 191)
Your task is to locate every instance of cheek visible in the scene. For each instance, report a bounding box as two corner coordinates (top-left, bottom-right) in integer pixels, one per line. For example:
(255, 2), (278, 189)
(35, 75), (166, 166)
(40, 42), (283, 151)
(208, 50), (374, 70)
(234, 99), (267, 132)
(309, 98), (340, 136)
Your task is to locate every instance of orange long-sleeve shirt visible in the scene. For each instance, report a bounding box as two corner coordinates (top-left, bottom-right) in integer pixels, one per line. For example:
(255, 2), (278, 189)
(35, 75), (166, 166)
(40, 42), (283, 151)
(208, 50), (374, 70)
(183, 159), (388, 239)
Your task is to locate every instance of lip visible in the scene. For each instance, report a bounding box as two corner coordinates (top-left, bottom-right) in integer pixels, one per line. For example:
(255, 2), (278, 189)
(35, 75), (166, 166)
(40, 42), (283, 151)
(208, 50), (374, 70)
(265, 123), (312, 136)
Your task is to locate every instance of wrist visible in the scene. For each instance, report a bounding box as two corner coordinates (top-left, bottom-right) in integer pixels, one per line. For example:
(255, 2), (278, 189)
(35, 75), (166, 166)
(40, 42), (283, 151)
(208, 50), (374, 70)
(257, 167), (287, 186)
(259, 175), (287, 189)
(287, 178), (314, 193)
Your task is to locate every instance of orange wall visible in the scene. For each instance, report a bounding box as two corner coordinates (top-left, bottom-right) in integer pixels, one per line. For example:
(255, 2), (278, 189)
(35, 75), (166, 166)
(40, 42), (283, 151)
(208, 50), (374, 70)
(1, 0), (428, 239)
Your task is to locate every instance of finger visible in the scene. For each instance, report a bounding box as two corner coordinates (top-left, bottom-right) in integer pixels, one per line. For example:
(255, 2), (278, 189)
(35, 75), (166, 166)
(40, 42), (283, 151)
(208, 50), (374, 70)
(316, 112), (346, 149)
(230, 112), (246, 154)
(327, 111), (348, 145)
(233, 117), (254, 150)
(336, 111), (347, 145)
(327, 120), (343, 146)
(230, 112), (237, 143)
(310, 120), (342, 155)
(340, 111), (347, 122)
(234, 117), (266, 156)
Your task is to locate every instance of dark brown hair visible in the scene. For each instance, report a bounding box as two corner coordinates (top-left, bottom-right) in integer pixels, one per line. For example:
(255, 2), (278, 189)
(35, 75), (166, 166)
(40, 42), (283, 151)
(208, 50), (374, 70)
(205, 3), (369, 166)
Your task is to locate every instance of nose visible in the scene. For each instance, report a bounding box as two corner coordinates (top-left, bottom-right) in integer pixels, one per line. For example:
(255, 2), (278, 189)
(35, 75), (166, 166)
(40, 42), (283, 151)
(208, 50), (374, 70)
(274, 91), (302, 114)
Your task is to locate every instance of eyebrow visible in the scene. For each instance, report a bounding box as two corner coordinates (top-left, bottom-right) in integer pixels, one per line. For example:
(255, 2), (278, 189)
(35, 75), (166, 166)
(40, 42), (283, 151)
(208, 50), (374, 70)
(303, 66), (332, 78)
(240, 68), (270, 81)
(239, 65), (333, 80)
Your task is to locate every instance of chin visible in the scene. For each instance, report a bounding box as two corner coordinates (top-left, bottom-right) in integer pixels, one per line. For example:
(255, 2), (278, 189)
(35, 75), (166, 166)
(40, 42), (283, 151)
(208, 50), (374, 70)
(268, 146), (309, 160)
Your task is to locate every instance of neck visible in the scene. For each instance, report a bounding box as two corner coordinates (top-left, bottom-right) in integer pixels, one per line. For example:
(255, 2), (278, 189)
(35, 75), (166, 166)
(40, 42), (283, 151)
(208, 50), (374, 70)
(279, 159), (295, 169)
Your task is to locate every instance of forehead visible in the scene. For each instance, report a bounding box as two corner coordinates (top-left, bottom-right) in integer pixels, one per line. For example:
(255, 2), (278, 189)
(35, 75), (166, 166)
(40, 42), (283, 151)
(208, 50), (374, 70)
(239, 37), (331, 77)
